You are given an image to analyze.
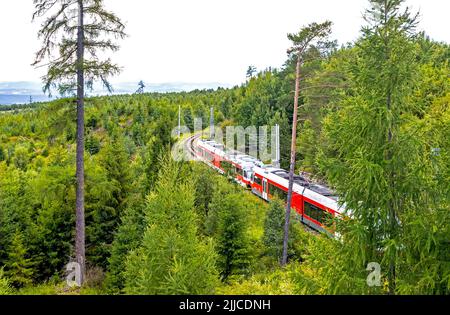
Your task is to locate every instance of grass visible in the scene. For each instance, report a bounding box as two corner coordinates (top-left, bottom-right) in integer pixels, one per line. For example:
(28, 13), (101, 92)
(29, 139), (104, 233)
(14, 283), (106, 296)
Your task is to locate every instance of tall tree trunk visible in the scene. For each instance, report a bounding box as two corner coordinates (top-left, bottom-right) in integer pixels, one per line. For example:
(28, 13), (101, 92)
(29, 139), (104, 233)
(75, 0), (86, 284)
(281, 53), (301, 266)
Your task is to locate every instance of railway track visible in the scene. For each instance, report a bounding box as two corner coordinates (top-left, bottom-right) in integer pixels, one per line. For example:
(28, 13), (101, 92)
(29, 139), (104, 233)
(175, 133), (201, 161)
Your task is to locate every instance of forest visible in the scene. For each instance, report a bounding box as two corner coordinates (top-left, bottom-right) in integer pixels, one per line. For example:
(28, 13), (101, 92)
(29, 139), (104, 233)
(0, 0), (449, 295)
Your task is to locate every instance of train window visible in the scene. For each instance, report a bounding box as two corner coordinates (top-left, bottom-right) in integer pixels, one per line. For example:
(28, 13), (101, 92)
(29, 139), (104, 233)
(221, 161), (234, 174)
(304, 201), (333, 226)
(254, 175), (262, 186)
(270, 184), (288, 201)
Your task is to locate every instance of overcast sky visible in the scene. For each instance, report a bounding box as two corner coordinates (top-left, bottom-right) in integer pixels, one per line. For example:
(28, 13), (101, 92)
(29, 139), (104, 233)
(0, 0), (448, 85)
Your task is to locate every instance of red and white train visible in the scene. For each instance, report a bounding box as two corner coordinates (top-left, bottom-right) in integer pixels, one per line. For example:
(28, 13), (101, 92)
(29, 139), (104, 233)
(192, 138), (345, 234)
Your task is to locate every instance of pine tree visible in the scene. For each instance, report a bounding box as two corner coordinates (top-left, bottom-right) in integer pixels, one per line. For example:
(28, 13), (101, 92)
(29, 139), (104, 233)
(101, 134), (132, 213)
(85, 134), (100, 155)
(246, 65), (257, 79)
(124, 157), (218, 294)
(183, 107), (194, 131)
(297, 119), (317, 173)
(208, 187), (251, 280)
(4, 231), (34, 288)
(283, 21), (333, 266)
(104, 200), (146, 293)
(317, 0), (421, 294)
(192, 164), (216, 232)
(135, 81), (145, 94)
(263, 199), (306, 265)
(86, 134), (132, 268)
(263, 199), (285, 262)
(32, 0), (126, 284)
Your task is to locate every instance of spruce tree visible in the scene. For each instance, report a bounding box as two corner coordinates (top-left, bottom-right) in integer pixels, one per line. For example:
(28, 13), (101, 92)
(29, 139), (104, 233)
(246, 66), (257, 79)
(208, 187), (251, 280)
(318, 0), (420, 294)
(263, 199), (285, 262)
(124, 157), (218, 294)
(32, 0), (126, 284)
(86, 134), (132, 268)
(135, 81), (145, 94)
(104, 200), (146, 293)
(4, 231), (34, 288)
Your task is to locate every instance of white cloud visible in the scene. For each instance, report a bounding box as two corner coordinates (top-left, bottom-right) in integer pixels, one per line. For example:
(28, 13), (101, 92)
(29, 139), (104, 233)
(0, 0), (448, 85)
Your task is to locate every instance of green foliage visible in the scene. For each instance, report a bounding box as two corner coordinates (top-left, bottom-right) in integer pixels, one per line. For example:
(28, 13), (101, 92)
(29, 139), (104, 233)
(296, 0), (449, 295)
(0, 0), (448, 294)
(4, 230), (34, 288)
(263, 199), (306, 265)
(12, 145), (30, 171)
(32, 0), (127, 94)
(124, 158), (219, 294)
(207, 182), (251, 280)
(29, 164), (76, 282)
(292, 220), (384, 294)
(85, 134), (101, 155)
(104, 199), (146, 293)
(246, 65), (257, 79)
(0, 146), (5, 162)
(297, 120), (317, 173)
(0, 269), (13, 295)
(263, 199), (285, 262)
(287, 21), (333, 51)
(86, 134), (133, 268)
(192, 164), (217, 232)
(217, 267), (295, 295)
(15, 281), (106, 295)
(0, 90), (233, 291)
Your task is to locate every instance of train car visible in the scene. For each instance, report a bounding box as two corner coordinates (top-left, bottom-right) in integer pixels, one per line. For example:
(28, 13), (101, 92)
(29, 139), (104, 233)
(193, 138), (344, 233)
(194, 140), (226, 173)
(195, 139), (258, 188)
(251, 166), (343, 233)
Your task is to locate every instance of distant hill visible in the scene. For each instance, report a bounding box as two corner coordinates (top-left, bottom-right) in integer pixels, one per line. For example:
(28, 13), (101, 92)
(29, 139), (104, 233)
(0, 81), (233, 105)
(0, 82), (51, 105)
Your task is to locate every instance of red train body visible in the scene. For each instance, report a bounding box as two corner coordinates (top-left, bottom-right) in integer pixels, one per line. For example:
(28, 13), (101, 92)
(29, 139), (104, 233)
(193, 138), (345, 233)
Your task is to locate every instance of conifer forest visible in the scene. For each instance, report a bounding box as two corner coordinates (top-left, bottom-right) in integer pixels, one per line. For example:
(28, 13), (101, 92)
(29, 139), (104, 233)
(0, 0), (448, 297)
